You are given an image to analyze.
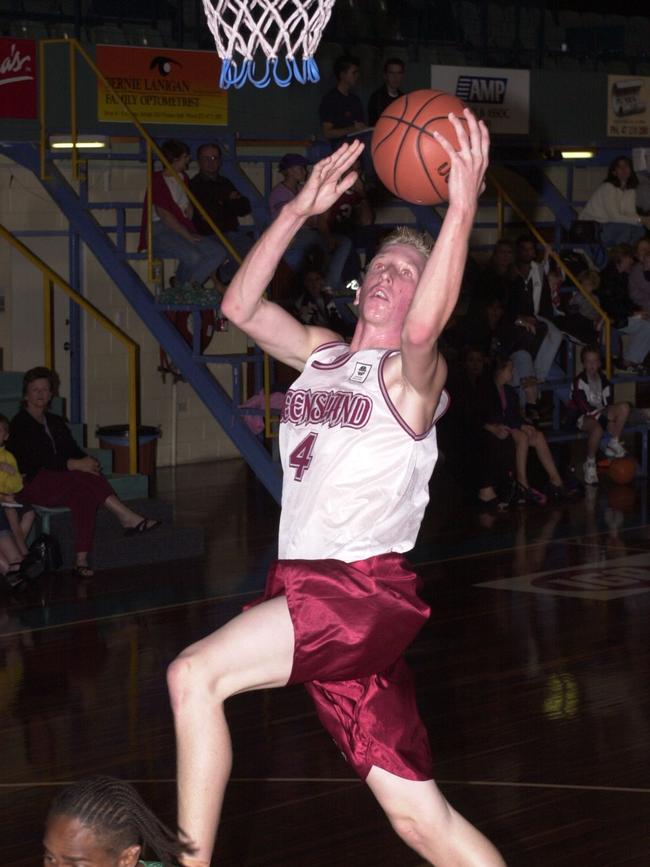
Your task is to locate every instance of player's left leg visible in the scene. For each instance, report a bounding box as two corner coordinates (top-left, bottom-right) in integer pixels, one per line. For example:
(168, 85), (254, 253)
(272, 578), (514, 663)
(366, 766), (505, 866)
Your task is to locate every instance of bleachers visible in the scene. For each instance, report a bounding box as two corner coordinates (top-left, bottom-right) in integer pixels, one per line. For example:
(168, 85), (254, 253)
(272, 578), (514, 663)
(3, 1), (650, 75)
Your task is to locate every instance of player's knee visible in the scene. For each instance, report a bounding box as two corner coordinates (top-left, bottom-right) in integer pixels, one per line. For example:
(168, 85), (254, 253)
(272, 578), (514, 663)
(167, 652), (211, 712)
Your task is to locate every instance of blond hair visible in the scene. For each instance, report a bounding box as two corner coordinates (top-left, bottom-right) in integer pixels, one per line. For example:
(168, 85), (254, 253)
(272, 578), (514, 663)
(379, 226), (432, 258)
(577, 269), (600, 291)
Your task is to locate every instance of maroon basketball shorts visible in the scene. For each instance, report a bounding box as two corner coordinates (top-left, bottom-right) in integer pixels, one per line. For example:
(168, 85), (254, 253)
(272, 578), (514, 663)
(246, 552), (433, 782)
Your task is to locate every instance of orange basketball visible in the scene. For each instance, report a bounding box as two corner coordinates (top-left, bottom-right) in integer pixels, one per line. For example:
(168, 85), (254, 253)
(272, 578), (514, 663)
(607, 456), (637, 485)
(371, 89), (468, 205)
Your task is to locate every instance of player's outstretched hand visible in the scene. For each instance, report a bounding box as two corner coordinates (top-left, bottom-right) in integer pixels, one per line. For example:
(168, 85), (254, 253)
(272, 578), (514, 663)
(289, 140), (365, 219)
(433, 108), (489, 214)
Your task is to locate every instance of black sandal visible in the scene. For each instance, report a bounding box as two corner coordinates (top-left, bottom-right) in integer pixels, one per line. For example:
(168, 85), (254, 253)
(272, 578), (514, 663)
(124, 518), (162, 537)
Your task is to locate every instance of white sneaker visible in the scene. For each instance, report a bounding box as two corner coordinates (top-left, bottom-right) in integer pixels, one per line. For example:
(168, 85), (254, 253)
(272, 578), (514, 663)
(605, 438), (627, 458)
(583, 459), (599, 485)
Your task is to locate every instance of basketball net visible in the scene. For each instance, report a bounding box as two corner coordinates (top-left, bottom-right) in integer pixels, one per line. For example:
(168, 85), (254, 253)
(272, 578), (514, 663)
(202, 0), (335, 89)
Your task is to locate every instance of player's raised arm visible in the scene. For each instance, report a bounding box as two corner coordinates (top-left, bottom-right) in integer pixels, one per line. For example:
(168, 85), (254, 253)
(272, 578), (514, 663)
(400, 109), (489, 401)
(221, 141), (364, 370)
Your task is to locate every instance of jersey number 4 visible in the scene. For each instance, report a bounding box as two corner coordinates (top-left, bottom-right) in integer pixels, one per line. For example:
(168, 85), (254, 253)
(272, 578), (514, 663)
(288, 432), (318, 481)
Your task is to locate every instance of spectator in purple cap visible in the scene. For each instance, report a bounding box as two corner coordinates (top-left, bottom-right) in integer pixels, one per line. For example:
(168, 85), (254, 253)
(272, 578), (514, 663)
(268, 153), (352, 292)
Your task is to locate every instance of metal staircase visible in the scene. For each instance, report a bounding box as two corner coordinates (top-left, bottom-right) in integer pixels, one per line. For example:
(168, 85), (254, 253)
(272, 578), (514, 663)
(1, 141), (282, 503)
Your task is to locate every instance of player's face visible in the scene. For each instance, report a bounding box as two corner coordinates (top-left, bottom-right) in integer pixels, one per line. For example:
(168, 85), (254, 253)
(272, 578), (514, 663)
(43, 815), (140, 867)
(198, 146), (222, 176)
(384, 64), (404, 92)
(359, 243), (426, 326)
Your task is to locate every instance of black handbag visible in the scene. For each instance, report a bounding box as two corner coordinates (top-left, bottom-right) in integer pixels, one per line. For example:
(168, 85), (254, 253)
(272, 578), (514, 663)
(29, 533), (63, 572)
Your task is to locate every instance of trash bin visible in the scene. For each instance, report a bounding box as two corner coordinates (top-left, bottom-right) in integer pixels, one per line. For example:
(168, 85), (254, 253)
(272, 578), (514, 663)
(96, 425), (160, 475)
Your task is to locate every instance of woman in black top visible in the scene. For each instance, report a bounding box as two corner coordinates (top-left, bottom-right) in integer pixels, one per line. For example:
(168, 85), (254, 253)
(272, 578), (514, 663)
(9, 367), (160, 576)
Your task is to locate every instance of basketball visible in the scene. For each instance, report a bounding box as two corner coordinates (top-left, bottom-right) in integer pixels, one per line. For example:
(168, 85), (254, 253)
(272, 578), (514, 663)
(371, 89), (468, 205)
(607, 456), (636, 485)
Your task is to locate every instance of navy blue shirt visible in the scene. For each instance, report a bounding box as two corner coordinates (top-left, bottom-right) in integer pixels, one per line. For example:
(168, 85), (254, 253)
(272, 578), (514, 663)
(319, 88), (365, 151)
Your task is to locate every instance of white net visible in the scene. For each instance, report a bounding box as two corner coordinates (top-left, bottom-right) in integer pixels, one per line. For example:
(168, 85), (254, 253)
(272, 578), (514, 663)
(202, 0), (336, 88)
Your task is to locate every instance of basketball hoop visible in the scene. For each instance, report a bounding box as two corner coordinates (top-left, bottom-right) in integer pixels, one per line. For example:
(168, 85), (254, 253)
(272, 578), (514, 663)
(202, 0), (335, 89)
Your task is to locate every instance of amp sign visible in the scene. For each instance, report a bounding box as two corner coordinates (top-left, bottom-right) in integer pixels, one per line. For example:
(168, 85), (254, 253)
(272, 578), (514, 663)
(432, 65), (529, 135)
(456, 75), (508, 104)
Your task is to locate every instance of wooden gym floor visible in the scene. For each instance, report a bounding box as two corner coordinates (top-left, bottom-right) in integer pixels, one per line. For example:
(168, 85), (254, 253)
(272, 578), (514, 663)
(2, 459), (650, 866)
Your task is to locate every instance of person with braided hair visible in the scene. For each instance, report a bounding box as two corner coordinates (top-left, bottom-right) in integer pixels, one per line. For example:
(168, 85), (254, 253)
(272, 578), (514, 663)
(43, 775), (193, 867)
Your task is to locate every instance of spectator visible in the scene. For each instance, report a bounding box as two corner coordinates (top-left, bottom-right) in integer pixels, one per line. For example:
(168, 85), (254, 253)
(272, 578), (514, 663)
(319, 55), (366, 152)
(294, 269), (354, 337)
(139, 139), (227, 299)
(189, 141), (255, 283)
(509, 235), (563, 416)
(579, 155), (650, 248)
(470, 238), (515, 313)
(0, 413), (34, 558)
(9, 368), (161, 577)
(598, 244), (650, 373)
(367, 57), (405, 126)
(563, 268), (603, 345)
(44, 775), (192, 866)
(444, 347), (512, 509)
(569, 346), (630, 485)
(269, 153), (352, 291)
(628, 245), (650, 313)
(479, 357), (573, 505)
(550, 264), (600, 345)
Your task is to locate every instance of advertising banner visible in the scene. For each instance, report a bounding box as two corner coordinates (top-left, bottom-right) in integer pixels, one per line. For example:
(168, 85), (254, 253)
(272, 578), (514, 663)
(431, 65), (529, 134)
(97, 45), (227, 125)
(607, 75), (650, 138)
(0, 38), (37, 119)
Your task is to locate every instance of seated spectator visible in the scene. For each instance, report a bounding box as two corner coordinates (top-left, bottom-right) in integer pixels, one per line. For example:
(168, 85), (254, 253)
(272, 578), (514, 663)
(506, 236), (563, 419)
(269, 153), (352, 292)
(479, 357), (574, 505)
(579, 155), (650, 248)
(139, 139), (227, 298)
(0, 413), (34, 560)
(628, 245), (650, 313)
(443, 347), (512, 508)
(319, 55), (366, 152)
(367, 57), (405, 126)
(469, 238), (515, 313)
(9, 368), (161, 577)
(552, 265), (600, 345)
(189, 141), (255, 283)
(569, 346), (630, 485)
(44, 775), (192, 866)
(294, 269), (354, 337)
(457, 295), (541, 412)
(598, 244), (650, 373)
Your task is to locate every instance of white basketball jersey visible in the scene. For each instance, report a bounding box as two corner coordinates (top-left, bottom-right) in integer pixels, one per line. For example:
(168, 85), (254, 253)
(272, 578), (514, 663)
(278, 342), (448, 561)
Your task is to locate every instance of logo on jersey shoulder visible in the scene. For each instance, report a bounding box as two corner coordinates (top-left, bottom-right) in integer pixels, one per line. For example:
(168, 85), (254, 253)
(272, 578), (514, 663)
(282, 388), (372, 429)
(350, 361), (372, 383)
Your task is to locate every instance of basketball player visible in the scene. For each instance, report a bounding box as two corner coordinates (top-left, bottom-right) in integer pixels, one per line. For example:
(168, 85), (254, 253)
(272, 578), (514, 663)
(168, 110), (504, 866)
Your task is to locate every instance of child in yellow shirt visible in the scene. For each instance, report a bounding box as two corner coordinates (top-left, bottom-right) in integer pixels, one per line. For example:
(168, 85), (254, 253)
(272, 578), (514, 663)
(0, 414), (34, 555)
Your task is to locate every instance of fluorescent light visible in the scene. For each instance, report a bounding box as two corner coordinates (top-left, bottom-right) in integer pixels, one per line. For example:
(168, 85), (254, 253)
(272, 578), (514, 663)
(560, 150), (595, 159)
(50, 135), (109, 150)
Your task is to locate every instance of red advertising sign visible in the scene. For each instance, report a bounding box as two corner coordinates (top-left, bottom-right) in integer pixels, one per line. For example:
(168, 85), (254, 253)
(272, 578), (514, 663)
(0, 38), (37, 119)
